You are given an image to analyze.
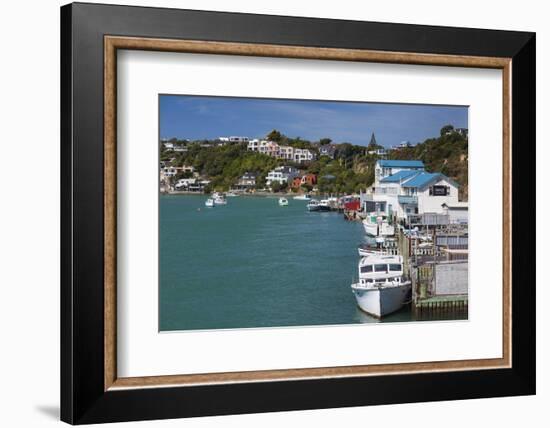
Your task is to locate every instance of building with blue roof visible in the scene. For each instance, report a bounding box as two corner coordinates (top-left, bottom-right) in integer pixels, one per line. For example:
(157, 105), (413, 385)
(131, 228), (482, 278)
(374, 159), (425, 186)
(366, 160), (463, 221)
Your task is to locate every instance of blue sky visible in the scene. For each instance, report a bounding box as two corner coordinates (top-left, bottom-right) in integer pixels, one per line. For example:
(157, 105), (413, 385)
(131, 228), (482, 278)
(160, 95), (468, 147)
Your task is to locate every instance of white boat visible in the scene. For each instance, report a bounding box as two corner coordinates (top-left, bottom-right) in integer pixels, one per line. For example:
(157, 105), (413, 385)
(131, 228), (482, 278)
(317, 199), (332, 211)
(205, 198), (215, 207)
(351, 254), (411, 317)
(293, 194), (311, 201)
(278, 197), (289, 206)
(362, 214), (395, 237)
(225, 191), (239, 197)
(307, 199), (320, 211)
(357, 240), (399, 257)
(213, 194), (227, 205)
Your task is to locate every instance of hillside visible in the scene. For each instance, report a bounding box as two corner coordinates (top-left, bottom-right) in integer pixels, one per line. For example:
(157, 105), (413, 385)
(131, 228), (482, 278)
(161, 125), (468, 198)
(387, 128), (469, 200)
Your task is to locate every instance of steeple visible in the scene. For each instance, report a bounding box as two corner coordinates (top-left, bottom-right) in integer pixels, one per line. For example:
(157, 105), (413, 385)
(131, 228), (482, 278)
(368, 132), (377, 147)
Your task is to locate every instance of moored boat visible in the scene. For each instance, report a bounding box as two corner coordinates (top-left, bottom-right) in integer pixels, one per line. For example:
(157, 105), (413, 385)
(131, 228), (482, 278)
(307, 199), (320, 211)
(293, 194), (311, 201)
(357, 239), (399, 257)
(350, 254), (411, 318)
(317, 199), (332, 212)
(225, 191), (239, 197)
(213, 194), (227, 205)
(278, 197), (289, 206)
(205, 198), (215, 207)
(362, 214), (395, 237)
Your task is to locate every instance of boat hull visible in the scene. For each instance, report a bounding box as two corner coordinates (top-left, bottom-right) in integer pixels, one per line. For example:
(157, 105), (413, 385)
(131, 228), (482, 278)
(351, 282), (411, 318)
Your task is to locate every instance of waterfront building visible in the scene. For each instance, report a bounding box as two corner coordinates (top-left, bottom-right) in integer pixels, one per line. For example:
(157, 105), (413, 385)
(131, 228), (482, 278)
(174, 178), (210, 192)
(234, 171), (258, 190)
(374, 159), (425, 186)
(266, 166), (300, 187)
(247, 139), (260, 151)
(366, 160), (462, 222)
(292, 174), (317, 189)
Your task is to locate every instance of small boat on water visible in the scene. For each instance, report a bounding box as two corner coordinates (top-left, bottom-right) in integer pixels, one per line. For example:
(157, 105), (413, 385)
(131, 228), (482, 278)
(317, 199), (332, 212)
(278, 197), (289, 206)
(307, 199), (320, 211)
(351, 254), (411, 318)
(212, 192), (227, 205)
(205, 198), (215, 207)
(225, 191), (239, 197)
(293, 194), (311, 201)
(362, 214), (395, 237)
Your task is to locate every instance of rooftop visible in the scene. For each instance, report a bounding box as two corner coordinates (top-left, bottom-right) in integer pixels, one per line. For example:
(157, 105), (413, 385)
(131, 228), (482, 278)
(377, 159), (425, 168)
(402, 172), (458, 189)
(380, 170), (420, 183)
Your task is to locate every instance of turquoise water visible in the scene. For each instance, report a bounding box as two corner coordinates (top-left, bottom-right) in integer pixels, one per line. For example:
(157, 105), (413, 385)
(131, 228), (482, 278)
(159, 195), (413, 331)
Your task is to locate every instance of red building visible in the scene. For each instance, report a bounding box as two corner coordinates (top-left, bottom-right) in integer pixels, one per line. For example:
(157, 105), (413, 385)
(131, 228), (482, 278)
(291, 174), (317, 189)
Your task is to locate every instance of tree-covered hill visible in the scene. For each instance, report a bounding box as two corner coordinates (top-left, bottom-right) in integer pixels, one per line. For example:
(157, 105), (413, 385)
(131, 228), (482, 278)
(162, 125), (468, 199)
(387, 125), (468, 200)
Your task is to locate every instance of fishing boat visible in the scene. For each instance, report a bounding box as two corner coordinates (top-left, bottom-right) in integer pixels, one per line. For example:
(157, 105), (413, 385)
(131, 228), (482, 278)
(293, 194), (311, 201)
(307, 199), (320, 211)
(204, 198), (215, 207)
(350, 254), (411, 318)
(357, 238), (399, 257)
(362, 214), (395, 237)
(278, 197), (289, 206)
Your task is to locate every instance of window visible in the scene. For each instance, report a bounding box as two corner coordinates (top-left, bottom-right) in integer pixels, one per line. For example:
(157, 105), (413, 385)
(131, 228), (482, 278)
(430, 185), (449, 196)
(360, 265), (373, 273)
(389, 264), (402, 271)
(375, 264), (387, 272)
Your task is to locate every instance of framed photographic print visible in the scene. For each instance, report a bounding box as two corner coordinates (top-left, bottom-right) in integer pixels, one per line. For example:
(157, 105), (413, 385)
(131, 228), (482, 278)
(60, 2), (535, 424)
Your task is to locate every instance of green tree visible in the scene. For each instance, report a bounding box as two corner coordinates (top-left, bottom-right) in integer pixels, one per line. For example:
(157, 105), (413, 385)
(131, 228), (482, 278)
(270, 181), (282, 192)
(319, 138), (332, 146)
(266, 129), (282, 142)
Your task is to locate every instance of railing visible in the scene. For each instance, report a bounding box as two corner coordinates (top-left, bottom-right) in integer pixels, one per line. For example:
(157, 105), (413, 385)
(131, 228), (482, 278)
(397, 195), (418, 204)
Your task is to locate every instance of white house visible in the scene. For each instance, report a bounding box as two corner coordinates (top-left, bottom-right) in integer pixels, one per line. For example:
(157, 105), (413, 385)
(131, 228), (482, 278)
(247, 139), (260, 151)
(174, 178), (210, 192)
(266, 166), (299, 186)
(368, 160), (461, 221)
(234, 172), (257, 190)
(278, 145), (294, 160)
(293, 148), (314, 163)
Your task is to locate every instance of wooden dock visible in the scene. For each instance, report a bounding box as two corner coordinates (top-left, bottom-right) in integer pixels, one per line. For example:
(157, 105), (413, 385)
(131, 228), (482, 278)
(397, 226), (469, 320)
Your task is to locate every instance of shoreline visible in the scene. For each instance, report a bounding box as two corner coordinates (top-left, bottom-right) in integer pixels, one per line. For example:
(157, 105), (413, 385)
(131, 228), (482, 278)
(162, 191), (322, 197)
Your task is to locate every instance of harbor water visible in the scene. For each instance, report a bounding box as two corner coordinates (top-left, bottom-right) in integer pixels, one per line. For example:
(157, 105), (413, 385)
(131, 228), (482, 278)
(161, 195), (422, 331)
